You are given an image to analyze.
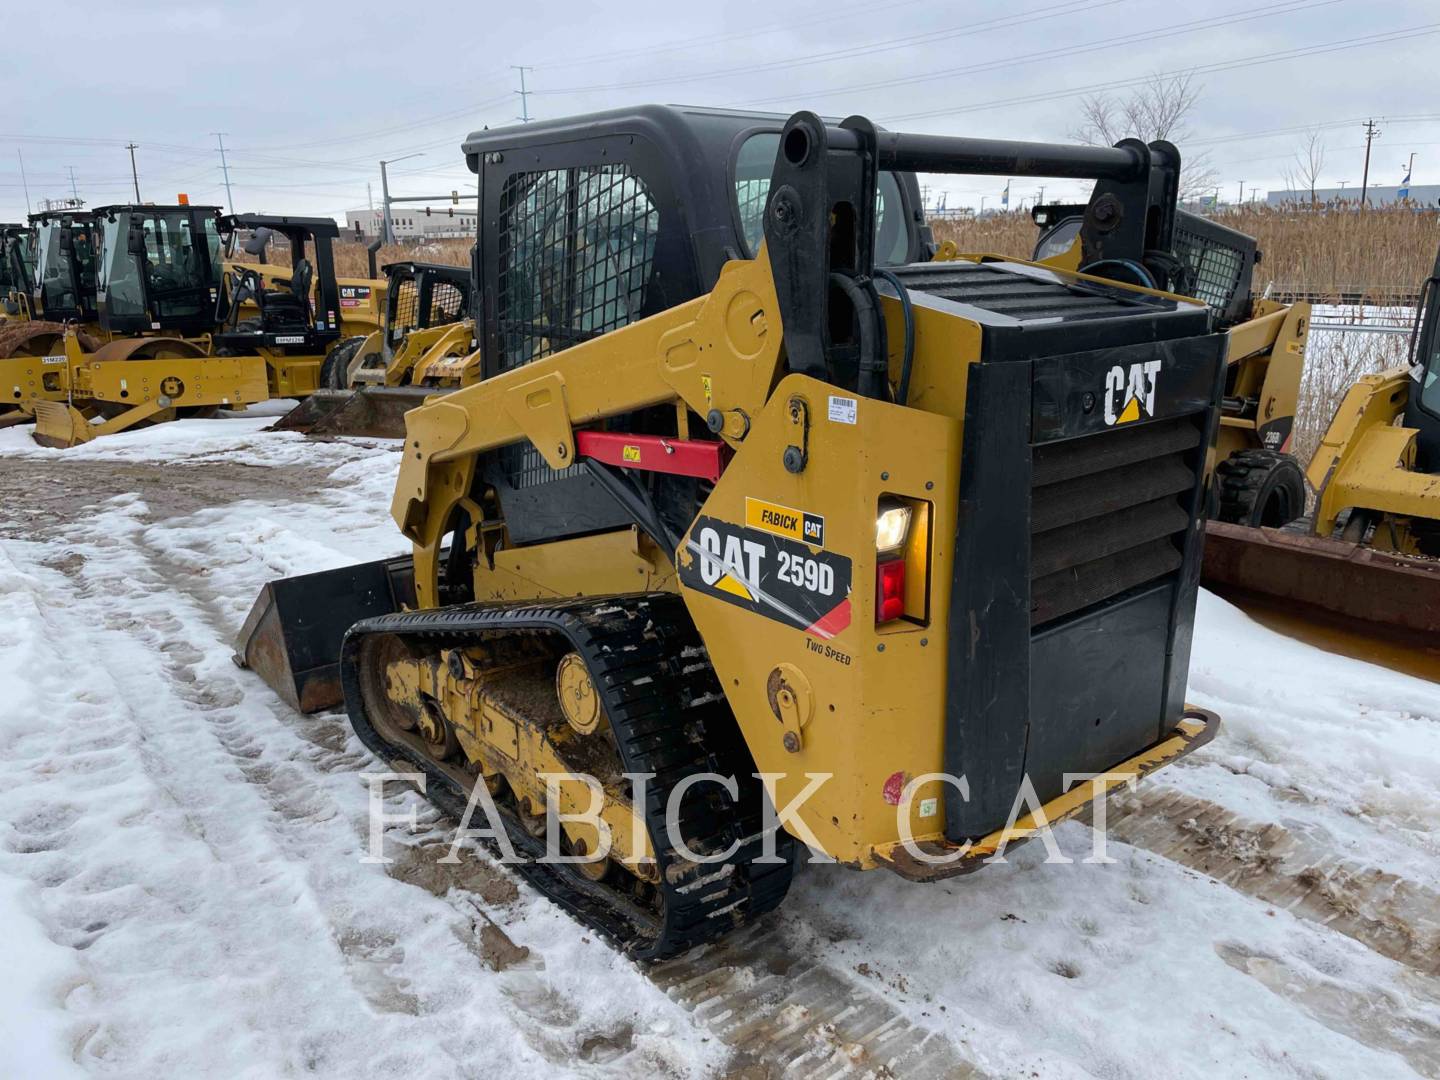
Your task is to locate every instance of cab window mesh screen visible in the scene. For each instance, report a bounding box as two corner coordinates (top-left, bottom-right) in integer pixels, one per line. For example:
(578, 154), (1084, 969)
(496, 164), (658, 372)
(392, 278), (420, 336)
(430, 281), (465, 325)
(1173, 227), (1244, 312)
(495, 163), (658, 487)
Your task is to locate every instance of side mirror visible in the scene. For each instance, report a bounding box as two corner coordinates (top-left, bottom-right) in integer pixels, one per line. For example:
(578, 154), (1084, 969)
(243, 227), (273, 257)
(127, 225), (147, 255)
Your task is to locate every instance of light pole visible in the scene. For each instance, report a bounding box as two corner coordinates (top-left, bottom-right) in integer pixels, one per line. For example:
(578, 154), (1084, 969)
(379, 152), (425, 244)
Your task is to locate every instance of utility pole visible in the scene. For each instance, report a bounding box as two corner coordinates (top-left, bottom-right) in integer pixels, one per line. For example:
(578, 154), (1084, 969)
(16, 150), (31, 215)
(1360, 118), (1381, 207)
(1236, 179), (1244, 205)
(214, 133), (235, 213)
(1247, 186), (1259, 204)
(379, 152), (424, 245)
(125, 143), (141, 201)
(513, 65), (534, 123)
(1037, 185), (1045, 205)
(66, 166), (80, 201)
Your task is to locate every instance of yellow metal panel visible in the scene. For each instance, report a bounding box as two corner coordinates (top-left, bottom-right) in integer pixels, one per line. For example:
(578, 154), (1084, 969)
(677, 372), (962, 867)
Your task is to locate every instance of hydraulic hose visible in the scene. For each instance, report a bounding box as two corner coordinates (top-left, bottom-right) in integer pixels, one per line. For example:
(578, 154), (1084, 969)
(874, 267), (915, 406)
(829, 271), (890, 402)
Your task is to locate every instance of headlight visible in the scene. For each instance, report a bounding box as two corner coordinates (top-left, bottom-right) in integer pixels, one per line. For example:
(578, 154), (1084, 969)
(875, 501), (912, 555)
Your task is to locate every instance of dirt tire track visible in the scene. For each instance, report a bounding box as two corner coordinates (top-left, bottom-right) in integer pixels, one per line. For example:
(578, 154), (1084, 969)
(1104, 786), (1440, 977)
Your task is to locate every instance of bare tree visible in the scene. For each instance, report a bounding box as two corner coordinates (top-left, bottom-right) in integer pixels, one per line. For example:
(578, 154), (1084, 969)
(1072, 73), (1217, 201)
(1290, 129), (1327, 206)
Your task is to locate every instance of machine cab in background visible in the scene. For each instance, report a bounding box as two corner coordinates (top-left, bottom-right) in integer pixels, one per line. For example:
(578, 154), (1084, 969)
(215, 213), (345, 356)
(0, 223), (37, 317)
(31, 209), (99, 322)
(93, 204), (225, 337)
(1406, 244), (1440, 474)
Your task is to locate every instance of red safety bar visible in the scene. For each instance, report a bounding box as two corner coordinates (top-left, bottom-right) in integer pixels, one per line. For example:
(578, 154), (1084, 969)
(575, 431), (730, 482)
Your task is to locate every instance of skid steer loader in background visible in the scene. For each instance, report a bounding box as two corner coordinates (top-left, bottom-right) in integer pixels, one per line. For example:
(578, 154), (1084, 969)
(236, 105), (1227, 958)
(271, 259), (475, 437)
(25, 209), (387, 447)
(1203, 241), (1440, 637)
(1031, 204), (1311, 529)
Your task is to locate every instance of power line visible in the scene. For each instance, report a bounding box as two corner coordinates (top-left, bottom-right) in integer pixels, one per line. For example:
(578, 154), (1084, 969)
(536, 0), (1127, 96)
(880, 22), (1440, 124)
(733, 0), (1342, 108)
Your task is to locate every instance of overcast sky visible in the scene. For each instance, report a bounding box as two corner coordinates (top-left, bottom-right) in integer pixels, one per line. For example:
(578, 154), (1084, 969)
(4, 0), (1437, 221)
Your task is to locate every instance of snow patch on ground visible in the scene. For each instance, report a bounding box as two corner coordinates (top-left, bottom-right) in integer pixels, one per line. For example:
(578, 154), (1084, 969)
(2, 418), (1439, 1078)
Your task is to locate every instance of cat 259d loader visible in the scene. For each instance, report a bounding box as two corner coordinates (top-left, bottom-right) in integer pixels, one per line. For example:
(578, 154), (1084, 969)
(237, 106), (1228, 959)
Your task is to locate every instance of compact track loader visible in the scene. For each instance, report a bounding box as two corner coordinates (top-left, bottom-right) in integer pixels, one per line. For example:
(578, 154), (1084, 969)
(1032, 204), (1311, 528)
(272, 259), (475, 437)
(22, 208), (387, 447)
(237, 106), (1226, 958)
(1203, 241), (1440, 635)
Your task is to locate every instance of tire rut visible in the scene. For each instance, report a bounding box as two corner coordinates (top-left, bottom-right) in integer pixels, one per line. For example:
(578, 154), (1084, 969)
(1104, 786), (1440, 978)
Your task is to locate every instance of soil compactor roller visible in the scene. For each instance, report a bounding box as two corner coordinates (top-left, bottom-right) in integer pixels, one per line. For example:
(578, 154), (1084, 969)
(21, 208), (386, 447)
(237, 106), (1227, 958)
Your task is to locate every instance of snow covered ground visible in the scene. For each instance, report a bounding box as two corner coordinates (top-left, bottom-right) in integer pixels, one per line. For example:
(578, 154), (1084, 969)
(2, 415), (1439, 1079)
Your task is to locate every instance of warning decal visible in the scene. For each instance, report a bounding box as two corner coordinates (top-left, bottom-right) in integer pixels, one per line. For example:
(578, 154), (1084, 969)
(681, 515), (852, 638)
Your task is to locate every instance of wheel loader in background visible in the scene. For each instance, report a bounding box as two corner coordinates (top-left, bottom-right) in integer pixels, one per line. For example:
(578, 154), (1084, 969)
(270, 258), (476, 437)
(21, 207), (388, 447)
(1031, 204), (1311, 529)
(236, 105), (1229, 958)
(1203, 240), (1440, 636)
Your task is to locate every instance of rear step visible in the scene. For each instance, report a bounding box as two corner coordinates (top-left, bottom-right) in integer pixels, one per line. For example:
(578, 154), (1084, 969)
(270, 386), (445, 438)
(233, 555), (415, 712)
(1202, 520), (1440, 636)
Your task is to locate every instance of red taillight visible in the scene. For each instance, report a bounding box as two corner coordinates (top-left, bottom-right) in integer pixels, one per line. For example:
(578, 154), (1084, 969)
(876, 558), (906, 624)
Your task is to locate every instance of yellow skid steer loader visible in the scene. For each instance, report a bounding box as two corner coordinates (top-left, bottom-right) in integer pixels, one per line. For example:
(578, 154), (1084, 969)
(237, 107), (1226, 958)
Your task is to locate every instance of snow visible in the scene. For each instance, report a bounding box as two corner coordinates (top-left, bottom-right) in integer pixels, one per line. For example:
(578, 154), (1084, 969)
(2, 413), (1439, 1078)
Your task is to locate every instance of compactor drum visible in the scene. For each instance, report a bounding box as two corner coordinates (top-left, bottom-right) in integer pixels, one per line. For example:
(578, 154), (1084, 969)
(239, 107), (1228, 957)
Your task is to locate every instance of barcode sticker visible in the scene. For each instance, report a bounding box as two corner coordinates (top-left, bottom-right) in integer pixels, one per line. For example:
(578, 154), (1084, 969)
(827, 395), (857, 424)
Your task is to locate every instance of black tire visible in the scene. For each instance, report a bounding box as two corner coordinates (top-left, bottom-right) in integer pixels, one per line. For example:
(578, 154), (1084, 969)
(1213, 449), (1306, 528)
(319, 336), (368, 390)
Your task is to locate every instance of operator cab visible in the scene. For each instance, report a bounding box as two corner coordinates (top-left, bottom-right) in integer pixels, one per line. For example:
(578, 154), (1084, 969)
(1406, 243), (1440, 474)
(30, 209), (99, 322)
(381, 260), (471, 359)
(459, 105), (927, 543)
(216, 213), (344, 354)
(92, 204), (225, 336)
(0, 223), (37, 316)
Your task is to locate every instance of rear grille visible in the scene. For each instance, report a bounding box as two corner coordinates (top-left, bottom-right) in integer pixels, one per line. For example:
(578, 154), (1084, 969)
(1029, 417), (1202, 626)
(892, 263), (1151, 322)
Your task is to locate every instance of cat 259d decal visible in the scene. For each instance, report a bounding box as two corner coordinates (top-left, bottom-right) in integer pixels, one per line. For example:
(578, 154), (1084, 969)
(681, 515), (852, 638)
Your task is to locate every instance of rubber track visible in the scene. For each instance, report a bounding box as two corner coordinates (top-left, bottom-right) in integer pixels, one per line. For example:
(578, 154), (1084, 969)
(339, 593), (794, 960)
